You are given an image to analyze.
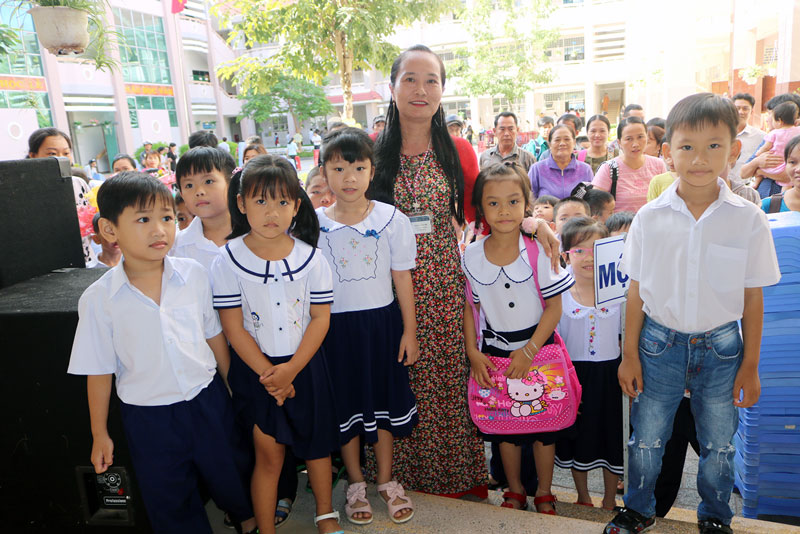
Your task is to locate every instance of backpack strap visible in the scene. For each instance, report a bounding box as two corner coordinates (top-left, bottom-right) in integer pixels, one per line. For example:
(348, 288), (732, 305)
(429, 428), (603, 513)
(577, 149), (587, 162)
(609, 159), (619, 199)
(522, 234), (546, 310)
(768, 194), (784, 214)
(464, 275), (482, 349)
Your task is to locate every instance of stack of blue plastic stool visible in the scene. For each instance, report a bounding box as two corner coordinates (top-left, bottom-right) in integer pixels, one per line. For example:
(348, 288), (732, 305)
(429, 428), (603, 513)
(734, 210), (800, 518)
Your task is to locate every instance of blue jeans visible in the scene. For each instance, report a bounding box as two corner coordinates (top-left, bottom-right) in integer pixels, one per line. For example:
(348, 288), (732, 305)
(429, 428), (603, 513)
(624, 316), (742, 524)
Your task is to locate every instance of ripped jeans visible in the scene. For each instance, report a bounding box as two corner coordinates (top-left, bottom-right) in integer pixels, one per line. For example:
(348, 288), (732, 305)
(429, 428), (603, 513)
(625, 316), (742, 523)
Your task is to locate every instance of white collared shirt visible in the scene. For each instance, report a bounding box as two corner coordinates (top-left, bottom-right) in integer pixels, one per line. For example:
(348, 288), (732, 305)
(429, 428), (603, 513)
(210, 236), (333, 356)
(170, 216), (223, 271)
(620, 178), (780, 333)
(68, 256), (222, 406)
(462, 235), (573, 353)
(317, 201), (416, 313)
(732, 124), (766, 177)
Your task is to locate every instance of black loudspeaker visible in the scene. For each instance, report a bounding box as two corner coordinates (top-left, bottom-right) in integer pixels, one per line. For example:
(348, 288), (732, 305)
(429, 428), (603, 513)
(0, 268), (152, 533)
(0, 157), (85, 289)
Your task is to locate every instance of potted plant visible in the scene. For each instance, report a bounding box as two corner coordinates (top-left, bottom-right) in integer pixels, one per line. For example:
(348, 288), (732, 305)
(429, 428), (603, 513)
(2, 0), (122, 71)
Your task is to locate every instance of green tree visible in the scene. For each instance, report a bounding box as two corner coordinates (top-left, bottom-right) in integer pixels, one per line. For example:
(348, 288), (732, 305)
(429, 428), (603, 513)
(237, 74), (335, 133)
(213, 0), (457, 120)
(451, 0), (557, 115)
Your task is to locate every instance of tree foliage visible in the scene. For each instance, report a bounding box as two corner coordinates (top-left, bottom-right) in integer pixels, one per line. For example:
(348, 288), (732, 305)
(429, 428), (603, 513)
(213, 0), (457, 119)
(237, 74), (334, 132)
(450, 0), (557, 113)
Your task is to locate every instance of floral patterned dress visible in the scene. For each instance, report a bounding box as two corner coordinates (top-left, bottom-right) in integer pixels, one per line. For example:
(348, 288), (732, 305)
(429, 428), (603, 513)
(378, 149), (487, 495)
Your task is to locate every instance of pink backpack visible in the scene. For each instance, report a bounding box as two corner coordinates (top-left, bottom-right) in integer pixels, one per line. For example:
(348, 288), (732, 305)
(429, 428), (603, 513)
(465, 234), (582, 435)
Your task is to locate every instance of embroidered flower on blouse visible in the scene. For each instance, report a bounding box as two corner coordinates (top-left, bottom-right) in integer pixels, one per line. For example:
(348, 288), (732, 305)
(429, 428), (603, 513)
(349, 238), (359, 249)
(338, 258), (348, 268)
(363, 255), (374, 265)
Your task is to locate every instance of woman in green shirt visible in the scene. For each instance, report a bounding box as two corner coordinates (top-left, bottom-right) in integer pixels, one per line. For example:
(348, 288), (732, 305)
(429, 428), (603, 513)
(579, 114), (618, 174)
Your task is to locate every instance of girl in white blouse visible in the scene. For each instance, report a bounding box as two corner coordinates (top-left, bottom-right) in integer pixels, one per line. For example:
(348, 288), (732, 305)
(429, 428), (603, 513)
(210, 155), (343, 534)
(554, 216), (623, 511)
(316, 128), (419, 525)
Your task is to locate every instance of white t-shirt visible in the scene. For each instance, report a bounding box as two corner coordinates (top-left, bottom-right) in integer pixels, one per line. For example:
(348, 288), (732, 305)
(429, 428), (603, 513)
(558, 290), (621, 363)
(171, 215), (222, 271)
(462, 235), (573, 355)
(317, 201), (416, 313)
(68, 256), (222, 406)
(210, 235), (333, 356)
(620, 178), (781, 333)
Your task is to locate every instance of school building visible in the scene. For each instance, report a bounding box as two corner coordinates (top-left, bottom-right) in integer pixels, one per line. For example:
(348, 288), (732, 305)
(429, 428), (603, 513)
(1, 0), (799, 168)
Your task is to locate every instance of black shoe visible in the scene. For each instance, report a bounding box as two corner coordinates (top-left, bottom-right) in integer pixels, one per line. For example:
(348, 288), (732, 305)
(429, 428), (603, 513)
(698, 518), (733, 534)
(603, 507), (655, 534)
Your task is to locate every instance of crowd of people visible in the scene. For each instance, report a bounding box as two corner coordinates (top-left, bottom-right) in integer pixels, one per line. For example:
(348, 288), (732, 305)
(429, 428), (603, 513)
(38, 43), (795, 534)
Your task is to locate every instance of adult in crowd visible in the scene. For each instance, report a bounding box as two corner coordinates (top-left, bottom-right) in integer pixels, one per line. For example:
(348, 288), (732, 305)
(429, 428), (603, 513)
(165, 142), (177, 172)
(465, 124), (474, 144)
(761, 134), (800, 213)
(111, 154), (137, 174)
(217, 136), (230, 153)
(139, 140), (152, 165)
(446, 114), (464, 138)
(369, 115), (386, 141)
(528, 123), (594, 199)
(536, 113), (582, 162)
(592, 116), (667, 213)
(369, 44), (486, 498)
(523, 116), (554, 160)
(739, 93), (800, 197)
(188, 130), (218, 149)
(608, 104), (645, 153)
(579, 114), (618, 174)
(27, 128), (96, 266)
(731, 92), (765, 178)
(478, 112), (536, 173)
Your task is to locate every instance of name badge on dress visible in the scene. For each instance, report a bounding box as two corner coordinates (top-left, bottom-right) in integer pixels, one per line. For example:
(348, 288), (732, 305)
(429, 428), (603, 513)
(409, 212), (433, 235)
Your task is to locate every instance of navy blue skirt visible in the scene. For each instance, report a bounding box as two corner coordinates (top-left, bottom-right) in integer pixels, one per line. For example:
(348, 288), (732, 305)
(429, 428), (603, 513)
(227, 346), (340, 460)
(323, 301), (418, 445)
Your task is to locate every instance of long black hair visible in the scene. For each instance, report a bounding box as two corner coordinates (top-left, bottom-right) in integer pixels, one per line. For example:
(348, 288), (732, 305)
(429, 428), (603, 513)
(227, 155), (319, 247)
(370, 44), (465, 224)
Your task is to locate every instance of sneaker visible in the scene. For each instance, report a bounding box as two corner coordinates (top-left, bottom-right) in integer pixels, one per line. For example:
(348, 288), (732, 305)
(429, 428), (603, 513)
(603, 507), (655, 534)
(698, 518), (733, 534)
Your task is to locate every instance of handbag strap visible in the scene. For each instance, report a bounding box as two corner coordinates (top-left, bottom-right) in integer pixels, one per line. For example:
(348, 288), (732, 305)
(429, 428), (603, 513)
(464, 276), (482, 349)
(768, 193), (784, 214)
(522, 233), (546, 310)
(609, 159), (619, 199)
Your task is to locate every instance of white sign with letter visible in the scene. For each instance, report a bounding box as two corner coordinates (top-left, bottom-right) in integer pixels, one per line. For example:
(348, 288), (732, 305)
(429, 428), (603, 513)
(593, 235), (629, 307)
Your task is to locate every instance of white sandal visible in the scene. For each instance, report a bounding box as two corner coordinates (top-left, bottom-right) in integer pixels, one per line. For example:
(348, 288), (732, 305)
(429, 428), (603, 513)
(345, 481), (374, 525)
(313, 510), (344, 534)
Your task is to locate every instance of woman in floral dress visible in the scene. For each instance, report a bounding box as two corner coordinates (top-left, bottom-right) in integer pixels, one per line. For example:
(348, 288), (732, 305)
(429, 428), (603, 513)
(369, 45), (558, 497)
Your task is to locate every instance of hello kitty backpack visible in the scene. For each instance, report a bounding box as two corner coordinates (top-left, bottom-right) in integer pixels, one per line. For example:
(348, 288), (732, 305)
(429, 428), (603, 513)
(466, 234), (582, 435)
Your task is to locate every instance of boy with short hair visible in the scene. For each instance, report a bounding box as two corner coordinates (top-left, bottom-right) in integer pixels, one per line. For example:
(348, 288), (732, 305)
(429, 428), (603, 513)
(554, 197), (590, 234)
(68, 172), (257, 534)
(172, 147), (236, 270)
(605, 93), (781, 534)
(584, 188), (615, 223)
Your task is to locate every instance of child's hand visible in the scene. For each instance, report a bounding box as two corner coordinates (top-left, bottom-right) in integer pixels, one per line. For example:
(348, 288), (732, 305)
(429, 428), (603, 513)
(504, 349), (531, 379)
(733, 363), (760, 408)
(260, 363), (297, 391)
(91, 434), (114, 474)
(270, 384), (296, 406)
(618, 355), (643, 398)
(467, 350), (497, 389)
(398, 330), (420, 366)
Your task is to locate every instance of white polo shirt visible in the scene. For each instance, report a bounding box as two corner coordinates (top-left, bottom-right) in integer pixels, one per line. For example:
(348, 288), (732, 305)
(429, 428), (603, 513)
(171, 216), (222, 271)
(732, 124), (766, 178)
(317, 201), (416, 313)
(210, 236), (333, 357)
(68, 256), (222, 406)
(620, 178), (780, 333)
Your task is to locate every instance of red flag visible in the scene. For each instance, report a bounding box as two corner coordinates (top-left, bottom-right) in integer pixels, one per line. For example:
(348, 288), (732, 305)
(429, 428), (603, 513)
(172, 0), (186, 14)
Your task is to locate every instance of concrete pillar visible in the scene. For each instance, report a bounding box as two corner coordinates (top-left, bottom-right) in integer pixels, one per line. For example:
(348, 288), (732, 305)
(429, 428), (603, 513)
(162, 3), (190, 142)
(775, 0), (800, 94)
(205, 17), (227, 140)
(103, 3), (135, 154)
(40, 53), (68, 131)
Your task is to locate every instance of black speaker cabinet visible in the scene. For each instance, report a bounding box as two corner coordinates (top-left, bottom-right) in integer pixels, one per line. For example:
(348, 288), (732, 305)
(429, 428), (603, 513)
(0, 268), (151, 532)
(0, 157), (85, 289)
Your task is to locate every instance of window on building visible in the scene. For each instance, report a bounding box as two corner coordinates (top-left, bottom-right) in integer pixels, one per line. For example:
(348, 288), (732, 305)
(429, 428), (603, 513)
(113, 8), (171, 84)
(192, 70), (211, 83)
(543, 91), (585, 113)
(492, 97), (525, 115)
(443, 100), (471, 120)
(127, 95), (179, 129)
(545, 36), (584, 62)
(562, 0), (584, 5)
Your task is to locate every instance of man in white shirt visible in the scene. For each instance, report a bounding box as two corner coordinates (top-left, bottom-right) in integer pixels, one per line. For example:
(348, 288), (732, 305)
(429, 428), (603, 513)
(731, 92), (765, 178)
(607, 93), (780, 534)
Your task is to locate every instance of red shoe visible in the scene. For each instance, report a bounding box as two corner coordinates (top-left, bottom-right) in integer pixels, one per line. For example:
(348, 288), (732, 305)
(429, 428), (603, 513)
(575, 500), (594, 507)
(533, 494), (558, 515)
(500, 491), (528, 511)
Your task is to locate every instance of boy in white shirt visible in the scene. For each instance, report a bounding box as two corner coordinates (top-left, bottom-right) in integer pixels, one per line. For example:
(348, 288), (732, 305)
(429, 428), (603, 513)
(171, 147), (236, 270)
(68, 172), (257, 534)
(605, 94), (781, 534)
